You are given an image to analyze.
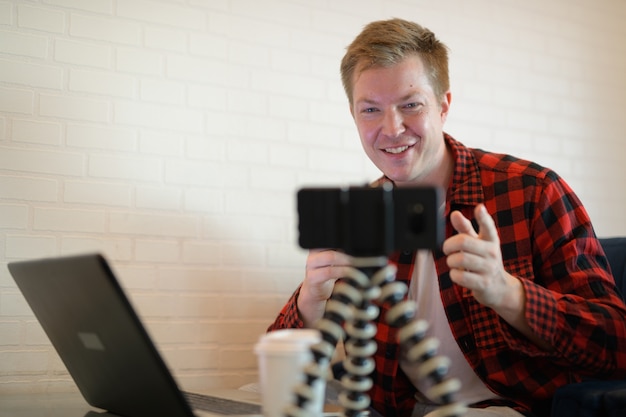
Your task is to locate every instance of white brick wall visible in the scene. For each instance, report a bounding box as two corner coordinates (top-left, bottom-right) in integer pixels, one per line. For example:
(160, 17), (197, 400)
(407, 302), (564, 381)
(1, 0), (625, 395)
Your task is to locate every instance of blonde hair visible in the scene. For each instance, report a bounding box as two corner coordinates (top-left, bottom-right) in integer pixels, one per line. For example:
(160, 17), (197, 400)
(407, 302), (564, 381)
(340, 18), (450, 105)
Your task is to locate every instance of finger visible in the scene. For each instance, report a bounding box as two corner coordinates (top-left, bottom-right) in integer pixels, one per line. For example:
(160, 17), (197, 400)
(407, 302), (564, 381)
(474, 204), (498, 243)
(449, 248), (493, 275)
(450, 210), (478, 238)
(306, 249), (351, 269)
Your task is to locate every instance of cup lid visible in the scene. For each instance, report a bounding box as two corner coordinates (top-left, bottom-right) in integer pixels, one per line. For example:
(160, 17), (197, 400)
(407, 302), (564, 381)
(254, 329), (321, 353)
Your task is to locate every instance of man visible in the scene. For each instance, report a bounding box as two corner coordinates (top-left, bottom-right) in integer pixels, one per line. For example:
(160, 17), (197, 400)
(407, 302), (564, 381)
(268, 18), (626, 417)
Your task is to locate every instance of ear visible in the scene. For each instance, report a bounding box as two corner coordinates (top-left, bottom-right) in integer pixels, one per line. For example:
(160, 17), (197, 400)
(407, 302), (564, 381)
(439, 91), (452, 123)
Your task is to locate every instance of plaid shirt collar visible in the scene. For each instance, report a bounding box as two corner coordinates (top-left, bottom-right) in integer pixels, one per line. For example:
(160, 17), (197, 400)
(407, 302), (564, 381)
(444, 133), (484, 207)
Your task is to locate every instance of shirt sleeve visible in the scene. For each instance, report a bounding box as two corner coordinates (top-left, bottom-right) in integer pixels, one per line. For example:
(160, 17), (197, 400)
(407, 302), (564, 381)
(499, 173), (626, 378)
(266, 285), (306, 332)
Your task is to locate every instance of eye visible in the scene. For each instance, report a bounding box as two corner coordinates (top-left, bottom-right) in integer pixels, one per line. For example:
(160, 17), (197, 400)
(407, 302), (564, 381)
(362, 107), (378, 113)
(404, 102), (421, 110)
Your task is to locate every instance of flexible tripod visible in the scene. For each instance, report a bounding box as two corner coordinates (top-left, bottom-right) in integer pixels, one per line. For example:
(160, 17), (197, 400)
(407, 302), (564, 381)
(285, 186), (467, 417)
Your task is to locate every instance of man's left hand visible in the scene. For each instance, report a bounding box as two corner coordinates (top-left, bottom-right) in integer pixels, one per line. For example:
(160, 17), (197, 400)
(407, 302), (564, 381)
(442, 203), (518, 309)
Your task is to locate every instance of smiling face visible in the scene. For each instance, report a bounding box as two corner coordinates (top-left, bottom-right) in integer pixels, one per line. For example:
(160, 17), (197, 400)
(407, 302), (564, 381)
(351, 54), (453, 188)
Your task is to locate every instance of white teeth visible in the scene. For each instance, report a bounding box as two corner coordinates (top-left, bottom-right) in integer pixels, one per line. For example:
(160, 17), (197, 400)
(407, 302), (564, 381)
(385, 145), (409, 154)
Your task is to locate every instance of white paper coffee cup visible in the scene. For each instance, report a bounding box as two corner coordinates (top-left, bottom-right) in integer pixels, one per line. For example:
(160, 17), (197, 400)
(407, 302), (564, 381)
(254, 329), (325, 417)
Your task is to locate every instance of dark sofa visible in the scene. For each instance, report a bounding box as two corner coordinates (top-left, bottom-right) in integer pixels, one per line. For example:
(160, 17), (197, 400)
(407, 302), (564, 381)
(551, 237), (626, 417)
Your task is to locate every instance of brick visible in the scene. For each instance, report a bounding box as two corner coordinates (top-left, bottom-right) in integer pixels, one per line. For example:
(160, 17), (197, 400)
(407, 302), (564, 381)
(136, 186), (182, 210)
(269, 96), (308, 120)
(33, 207), (106, 233)
(0, 292), (34, 316)
(184, 135), (225, 161)
(0, 350), (49, 373)
(135, 240), (180, 263)
(39, 94), (109, 122)
(164, 159), (221, 187)
(506, 109), (548, 132)
(220, 295), (284, 320)
(0, 204), (28, 229)
(181, 241), (222, 264)
(231, 40), (271, 68)
(155, 267), (227, 292)
(117, 0), (205, 30)
(116, 47), (163, 76)
(227, 89), (269, 117)
(269, 143), (307, 169)
(5, 234), (56, 260)
(0, 58), (63, 89)
(145, 321), (205, 344)
(307, 147), (367, 174)
(108, 211), (198, 238)
(145, 26), (187, 52)
(226, 138), (267, 164)
(220, 348), (258, 370)
(17, 5), (65, 33)
(0, 30), (47, 58)
(249, 166), (296, 191)
(251, 69), (326, 99)
(309, 99), (353, 126)
(167, 55), (249, 88)
(224, 190), (290, 217)
(229, 16), (291, 49)
(213, 321), (265, 344)
(63, 180), (132, 207)
(130, 294), (220, 319)
(0, 322), (20, 345)
(189, 33), (229, 60)
(70, 13), (140, 45)
(69, 68), (135, 98)
(165, 347), (220, 371)
(203, 214), (286, 242)
(140, 78), (184, 105)
(267, 243), (306, 268)
(139, 131), (184, 156)
(88, 153), (161, 182)
(183, 188), (223, 213)
(66, 123), (137, 151)
(0, 2), (12, 25)
(0, 147), (84, 176)
(220, 242), (265, 266)
(187, 84), (228, 110)
(11, 119), (62, 146)
(44, 0), (113, 14)
(286, 121), (342, 148)
(114, 101), (203, 133)
(0, 86), (34, 114)
(54, 39), (112, 68)
(0, 175), (58, 202)
(60, 236), (133, 260)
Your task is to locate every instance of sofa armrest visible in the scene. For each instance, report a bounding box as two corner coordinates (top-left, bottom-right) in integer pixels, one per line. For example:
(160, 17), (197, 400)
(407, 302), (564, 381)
(551, 380), (626, 417)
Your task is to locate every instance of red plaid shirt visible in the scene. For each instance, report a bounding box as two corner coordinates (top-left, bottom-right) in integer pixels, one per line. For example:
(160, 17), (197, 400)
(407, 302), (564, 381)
(268, 135), (626, 417)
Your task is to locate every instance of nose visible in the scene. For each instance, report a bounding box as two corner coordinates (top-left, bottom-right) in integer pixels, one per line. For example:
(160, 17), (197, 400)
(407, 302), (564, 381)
(381, 109), (405, 137)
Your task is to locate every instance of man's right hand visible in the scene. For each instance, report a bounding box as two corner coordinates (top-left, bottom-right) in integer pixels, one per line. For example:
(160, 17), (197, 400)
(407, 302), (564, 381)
(297, 249), (353, 328)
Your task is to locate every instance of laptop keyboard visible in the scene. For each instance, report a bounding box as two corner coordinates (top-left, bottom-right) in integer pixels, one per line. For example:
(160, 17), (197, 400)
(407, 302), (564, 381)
(184, 391), (262, 415)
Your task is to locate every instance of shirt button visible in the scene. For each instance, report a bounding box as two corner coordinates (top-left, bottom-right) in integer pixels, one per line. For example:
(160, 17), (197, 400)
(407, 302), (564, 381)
(385, 346), (395, 358)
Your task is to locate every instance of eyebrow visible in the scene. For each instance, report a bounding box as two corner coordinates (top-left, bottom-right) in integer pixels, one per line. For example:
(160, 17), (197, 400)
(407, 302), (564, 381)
(355, 92), (424, 106)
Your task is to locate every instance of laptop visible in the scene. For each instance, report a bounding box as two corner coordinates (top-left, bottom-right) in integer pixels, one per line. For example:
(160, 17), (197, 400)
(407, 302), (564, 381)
(8, 253), (339, 417)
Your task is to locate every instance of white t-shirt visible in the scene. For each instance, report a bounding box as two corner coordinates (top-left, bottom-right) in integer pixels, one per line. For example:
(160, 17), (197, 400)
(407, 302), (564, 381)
(399, 250), (499, 405)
